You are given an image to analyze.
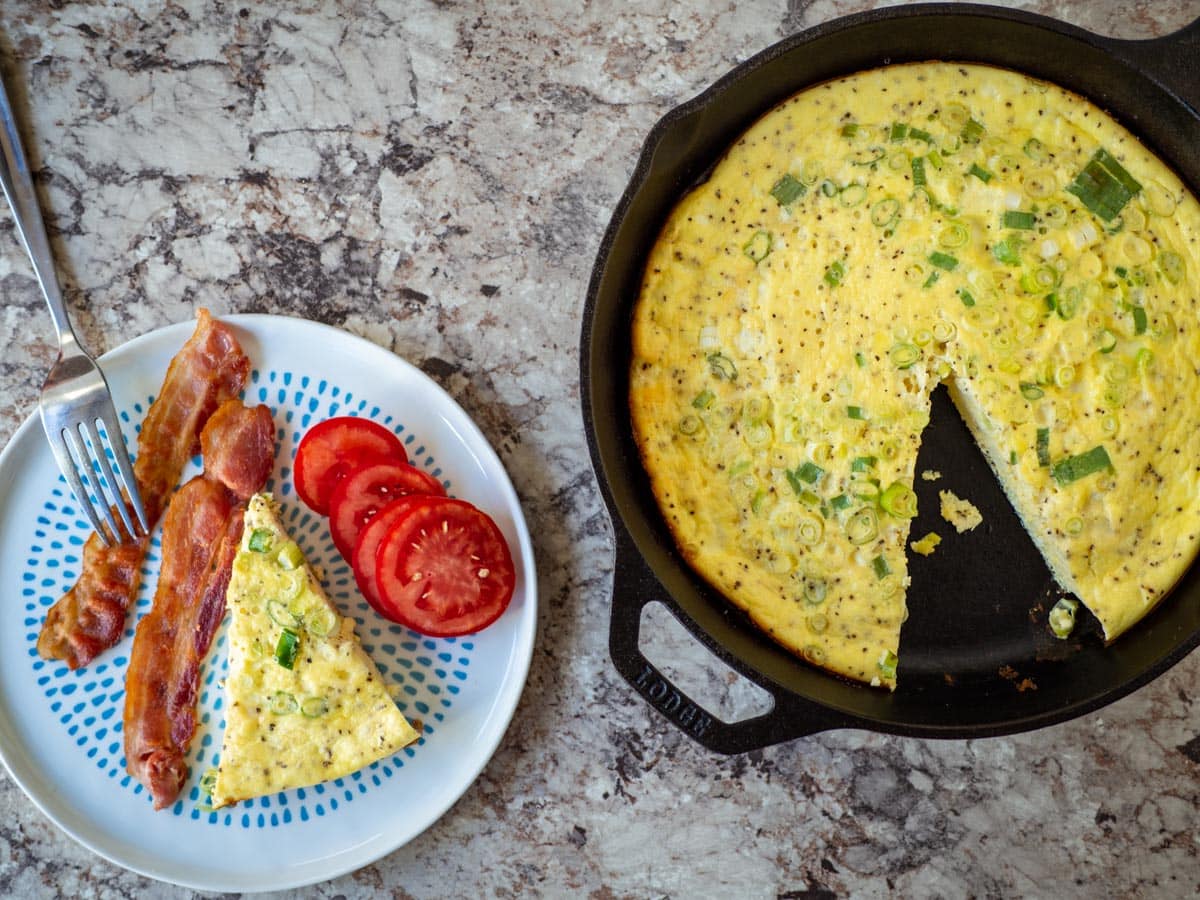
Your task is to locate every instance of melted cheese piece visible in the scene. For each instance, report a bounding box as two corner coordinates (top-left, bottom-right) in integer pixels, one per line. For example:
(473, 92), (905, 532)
(631, 62), (1200, 687)
(211, 494), (418, 807)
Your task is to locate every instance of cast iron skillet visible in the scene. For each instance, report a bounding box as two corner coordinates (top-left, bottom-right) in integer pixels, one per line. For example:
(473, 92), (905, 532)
(581, 4), (1200, 753)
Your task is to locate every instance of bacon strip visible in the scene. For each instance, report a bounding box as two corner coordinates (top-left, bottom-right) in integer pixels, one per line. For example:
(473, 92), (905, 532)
(124, 402), (274, 809)
(38, 310), (250, 668)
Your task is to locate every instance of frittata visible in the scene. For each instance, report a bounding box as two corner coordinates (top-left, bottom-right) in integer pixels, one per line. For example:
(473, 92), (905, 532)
(630, 62), (1200, 687)
(210, 494), (418, 807)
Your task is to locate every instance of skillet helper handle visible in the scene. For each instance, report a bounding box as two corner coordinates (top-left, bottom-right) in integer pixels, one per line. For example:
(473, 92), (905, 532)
(1102, 17), (1200, 114)
(608, 525), (837, 754)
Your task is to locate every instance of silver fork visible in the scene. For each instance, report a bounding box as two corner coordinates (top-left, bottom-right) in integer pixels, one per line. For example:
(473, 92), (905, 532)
(0, 75), (148, 546)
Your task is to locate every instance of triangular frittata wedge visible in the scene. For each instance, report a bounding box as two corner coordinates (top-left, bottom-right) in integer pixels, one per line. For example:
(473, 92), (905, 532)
(211, 494), (418, 808)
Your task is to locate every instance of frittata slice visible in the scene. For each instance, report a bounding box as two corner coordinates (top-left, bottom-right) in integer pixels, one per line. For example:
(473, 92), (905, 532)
(210, 494), (418, 808)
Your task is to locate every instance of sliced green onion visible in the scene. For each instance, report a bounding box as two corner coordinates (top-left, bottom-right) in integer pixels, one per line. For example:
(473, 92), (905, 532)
(1010, 450), (1018, 465)
(796, 461), (824, 484)
(852, 455), (877, 472)
(275, 628), (300, 669)
(938, 222), (969, 248)
(927, 149), (945, 169)
(879, 482), (918, 518)
(820, 179), (838, 197)
(839, 183), (868, 207)
(929, 251), (959, 271)
(1020, 383), (1044, 401)
(877, 649), (899, 680)
(871, 554), (891, 580)
(1020, 265), (1060, 294)
(824, 260), (847, 288)
(269, 690), (299, 715)
(1158, 250), (1185, 285)
(1135, 347), (1155, 373)
(1066, 148), (1142, 221)
(992, 237), (1022, 266)
(803, 577), (828, 606)
(968, 163), (993, 183)
(678, 415), (702, 436)
(301, 696), (329, 718)
(1131, 306), (1148, 335)
(707, 352), (737, 380)
(846, 507), (879, 545)
(957, 286), (976, 307)
(960, 118), (985, 143)
(1056, 287), (1081, 320)
(1036, 427), (1051, 467)
(889, 342), (922, 369)
(841, 123), (860, 138)
(743, 230), (773, 263)
(911, 156), (927, 187)
(847, 405), (867, 420)
(890, 122), (909, 142)
(940, 102), (970, 130)
(248, 528), (273, 553)
(267, 599), (302, 629)
(797, 514), (824, 545)
(830, 493), (851, 511)
(306, 605), (338, 638)
(923, 271), (941, 289)
(870, 197), (901, 227)
(848, 146), (886, 167)
(855, 351), (867, 368)
(692, 389), (715, 409)
(1065, 516), (1085, 536)
(1048, 597), (1079, 639)
(276, 541), (304, 571)
(909, 127), (933, 143)
(770, 173), (807, 206)
(1023, 137), (1047, 161)
(931, 320), (957, 343)
(751, 489), (768, 515)
(1051, 445), (1113, 486)
(1003, 210), (1037, 230)
(1097, 329), (1118, 354)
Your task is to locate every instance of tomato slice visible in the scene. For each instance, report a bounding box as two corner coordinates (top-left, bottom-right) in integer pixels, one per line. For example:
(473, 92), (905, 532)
(329, 460), (445, 558)
(293, 417), (408, 514)
(352, 495), (438, 615)
(374, 497), (516, 636)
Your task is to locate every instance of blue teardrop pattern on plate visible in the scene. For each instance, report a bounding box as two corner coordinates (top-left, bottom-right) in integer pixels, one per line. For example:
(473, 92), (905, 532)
(25, 370), (474, 827)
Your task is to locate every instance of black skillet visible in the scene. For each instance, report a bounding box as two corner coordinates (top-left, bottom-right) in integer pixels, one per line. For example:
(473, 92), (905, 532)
(581, 4), (1200, 752)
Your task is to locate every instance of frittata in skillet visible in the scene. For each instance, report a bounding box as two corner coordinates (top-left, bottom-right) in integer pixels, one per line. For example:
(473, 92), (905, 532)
(630, 62), (1200, 687)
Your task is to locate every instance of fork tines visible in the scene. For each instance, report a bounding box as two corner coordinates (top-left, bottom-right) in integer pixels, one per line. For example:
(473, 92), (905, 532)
(46, 408), (149, 547)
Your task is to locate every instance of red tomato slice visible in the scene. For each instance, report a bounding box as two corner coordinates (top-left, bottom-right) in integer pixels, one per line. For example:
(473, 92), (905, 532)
(329, 460), (445, 558)
(293, 417), (408, 514)
(352, 495), (437, 615)
(375, 497), (516, 636)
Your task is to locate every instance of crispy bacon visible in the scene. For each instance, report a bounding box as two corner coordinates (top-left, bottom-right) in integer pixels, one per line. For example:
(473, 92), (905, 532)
(38, 310), (250, 668)
(124, 402), (274, 809)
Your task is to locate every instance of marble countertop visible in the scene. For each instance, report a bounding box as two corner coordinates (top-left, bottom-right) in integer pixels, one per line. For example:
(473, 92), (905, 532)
(2, 1), (1199, 896)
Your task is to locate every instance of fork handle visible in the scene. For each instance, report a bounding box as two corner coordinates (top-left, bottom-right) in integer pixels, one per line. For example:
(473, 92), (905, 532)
(0, 72), (78, 352)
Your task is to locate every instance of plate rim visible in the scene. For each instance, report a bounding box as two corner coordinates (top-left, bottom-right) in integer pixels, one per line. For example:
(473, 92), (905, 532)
(0, 312), (538, 891)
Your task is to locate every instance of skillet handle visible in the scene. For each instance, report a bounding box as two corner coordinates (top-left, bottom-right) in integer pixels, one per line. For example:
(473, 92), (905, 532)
(1102, 17), (1200, 113)
(607, 523), (840, 753)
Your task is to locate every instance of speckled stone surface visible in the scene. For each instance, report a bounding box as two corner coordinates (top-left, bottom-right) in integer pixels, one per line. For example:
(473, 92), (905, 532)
(2, 1), (1199, 897)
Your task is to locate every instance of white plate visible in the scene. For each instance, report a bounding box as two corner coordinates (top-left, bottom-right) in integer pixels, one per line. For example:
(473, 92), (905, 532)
(0, 314), (537, 892)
